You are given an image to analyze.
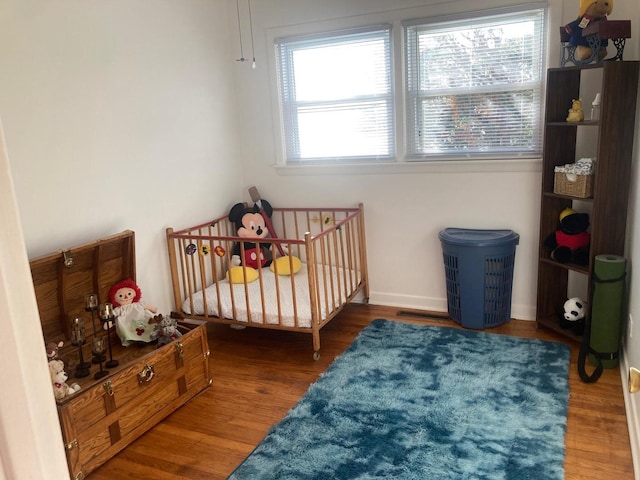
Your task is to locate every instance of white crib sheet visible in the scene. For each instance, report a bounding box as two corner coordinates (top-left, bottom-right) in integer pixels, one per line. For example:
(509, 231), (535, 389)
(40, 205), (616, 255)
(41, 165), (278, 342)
(181, 264), (360, 328)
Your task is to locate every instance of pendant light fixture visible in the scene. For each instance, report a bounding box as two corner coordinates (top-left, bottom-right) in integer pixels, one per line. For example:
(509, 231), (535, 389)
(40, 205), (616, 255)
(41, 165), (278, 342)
(235, 0), (256, 69)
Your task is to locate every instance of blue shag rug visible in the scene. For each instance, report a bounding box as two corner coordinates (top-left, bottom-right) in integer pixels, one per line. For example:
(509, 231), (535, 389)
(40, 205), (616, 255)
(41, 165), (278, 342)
(228, 319), (571, 480)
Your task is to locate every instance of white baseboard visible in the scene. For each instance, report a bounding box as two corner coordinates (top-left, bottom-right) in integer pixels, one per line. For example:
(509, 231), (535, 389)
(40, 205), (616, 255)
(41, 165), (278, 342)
(368, 291), (535, 321)
(621, 349), (640, 480)
(368, 292), (448, 313)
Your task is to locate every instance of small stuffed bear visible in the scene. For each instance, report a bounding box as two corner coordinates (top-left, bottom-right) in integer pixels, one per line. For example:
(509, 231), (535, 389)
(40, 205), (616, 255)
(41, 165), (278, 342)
(563, 0), (613, 61)
(109, 279), (160, 346)
(545, 208), (590, 265)
(149, 314), (183, 347)
(49, 359), (81, 400)
(45, 340), (64, 363)
(560, 297), (586, 335)
(228, 201), (274, 269)
(566, 99), (584, 123)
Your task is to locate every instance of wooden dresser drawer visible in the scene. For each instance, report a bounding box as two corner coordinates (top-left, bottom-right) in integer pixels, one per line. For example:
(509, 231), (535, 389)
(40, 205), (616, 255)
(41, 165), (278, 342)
(57, 322), (210, 479)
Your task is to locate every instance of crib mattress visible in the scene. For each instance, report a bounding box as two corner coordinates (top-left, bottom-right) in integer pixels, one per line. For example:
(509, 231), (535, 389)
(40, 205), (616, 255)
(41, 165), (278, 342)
(181, 264), (360, 328)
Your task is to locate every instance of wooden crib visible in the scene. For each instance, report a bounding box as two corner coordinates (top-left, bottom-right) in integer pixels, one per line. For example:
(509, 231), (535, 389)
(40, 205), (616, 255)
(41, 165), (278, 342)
(166, 204), (369, 359)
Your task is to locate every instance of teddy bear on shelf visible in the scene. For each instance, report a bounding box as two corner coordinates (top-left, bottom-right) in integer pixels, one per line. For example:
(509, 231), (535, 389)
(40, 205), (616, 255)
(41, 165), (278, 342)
(148, 314), (183, 347)
(109, 279), (162, 346)
(566, 99), (584, 123)
(49, 359), (81, 400)
(545, 208), (590, 265)
(563, 0), (613, 61)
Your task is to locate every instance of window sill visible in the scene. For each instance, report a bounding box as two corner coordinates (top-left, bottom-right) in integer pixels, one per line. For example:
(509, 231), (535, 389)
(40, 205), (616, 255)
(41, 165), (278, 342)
(273, 157), (542, 176)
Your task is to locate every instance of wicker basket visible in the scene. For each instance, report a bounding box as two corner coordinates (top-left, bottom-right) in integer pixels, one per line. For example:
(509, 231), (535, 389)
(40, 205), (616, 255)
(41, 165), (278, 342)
(554, 171), (593, 198)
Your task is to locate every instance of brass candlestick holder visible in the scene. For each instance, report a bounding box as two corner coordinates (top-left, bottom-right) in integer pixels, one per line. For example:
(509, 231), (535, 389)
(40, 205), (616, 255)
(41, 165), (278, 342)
(91, 336), (109, 380)
(70, 316), (91, 378)
(85, 294), (105, 364)
(99, 303), (119, 368)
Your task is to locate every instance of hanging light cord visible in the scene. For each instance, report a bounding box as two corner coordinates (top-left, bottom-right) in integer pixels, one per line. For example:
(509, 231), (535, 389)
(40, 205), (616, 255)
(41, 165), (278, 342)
(248, 0), (256, 68)
(236, 0), (256, 67)
(236, 0), (245, 62)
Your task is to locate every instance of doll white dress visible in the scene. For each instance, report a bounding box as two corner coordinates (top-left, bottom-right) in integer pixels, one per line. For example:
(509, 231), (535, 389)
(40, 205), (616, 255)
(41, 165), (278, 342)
(114, 301), (155, 346)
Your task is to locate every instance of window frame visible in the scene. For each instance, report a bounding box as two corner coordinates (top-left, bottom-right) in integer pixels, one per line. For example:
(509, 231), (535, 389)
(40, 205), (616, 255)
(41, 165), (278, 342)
(403, 5), (547, 161)
(267, 2), (549, 173)
(275, 24), (395, 165)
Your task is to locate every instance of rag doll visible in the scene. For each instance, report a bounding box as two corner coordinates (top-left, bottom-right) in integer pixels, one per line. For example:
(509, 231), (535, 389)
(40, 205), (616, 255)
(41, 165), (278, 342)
(109, 279), (161, 346)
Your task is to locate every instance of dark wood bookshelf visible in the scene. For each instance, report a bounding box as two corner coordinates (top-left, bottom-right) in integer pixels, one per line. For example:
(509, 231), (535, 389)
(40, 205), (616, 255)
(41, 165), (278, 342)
(536, 61), (639, 341)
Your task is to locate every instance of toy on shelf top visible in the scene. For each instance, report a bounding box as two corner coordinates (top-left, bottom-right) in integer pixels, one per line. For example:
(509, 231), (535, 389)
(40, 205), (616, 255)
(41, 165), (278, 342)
(564, 0), (613, 61)
(559, 0), (632, 66)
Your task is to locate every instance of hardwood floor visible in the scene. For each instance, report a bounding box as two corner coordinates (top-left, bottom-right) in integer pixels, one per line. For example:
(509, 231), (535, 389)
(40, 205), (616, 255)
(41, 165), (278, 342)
(89, 304), (634, 479)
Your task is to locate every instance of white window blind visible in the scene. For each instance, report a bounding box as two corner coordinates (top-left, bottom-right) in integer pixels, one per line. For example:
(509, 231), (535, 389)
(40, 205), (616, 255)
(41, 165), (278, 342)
(405, 7), (545, 159)
(276, 25), (393, 164)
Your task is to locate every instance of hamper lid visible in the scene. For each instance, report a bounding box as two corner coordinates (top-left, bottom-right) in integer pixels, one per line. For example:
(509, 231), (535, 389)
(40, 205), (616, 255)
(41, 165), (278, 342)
(438, 228), (520, 246)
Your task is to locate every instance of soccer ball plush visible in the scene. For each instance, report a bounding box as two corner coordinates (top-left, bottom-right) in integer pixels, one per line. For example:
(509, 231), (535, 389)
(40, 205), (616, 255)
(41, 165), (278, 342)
(560, 297), (586, 335)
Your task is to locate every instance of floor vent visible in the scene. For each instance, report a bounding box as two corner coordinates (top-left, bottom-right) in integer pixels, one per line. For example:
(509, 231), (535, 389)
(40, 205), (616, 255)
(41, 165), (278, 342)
(396, 310), (451, 321)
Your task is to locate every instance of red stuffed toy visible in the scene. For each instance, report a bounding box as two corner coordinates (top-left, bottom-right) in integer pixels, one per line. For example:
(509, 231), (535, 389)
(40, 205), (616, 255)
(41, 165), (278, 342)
(545, 208), (590, 265)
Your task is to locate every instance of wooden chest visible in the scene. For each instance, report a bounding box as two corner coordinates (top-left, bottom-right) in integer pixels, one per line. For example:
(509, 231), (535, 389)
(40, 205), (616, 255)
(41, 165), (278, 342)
(30, 231), (211, 479)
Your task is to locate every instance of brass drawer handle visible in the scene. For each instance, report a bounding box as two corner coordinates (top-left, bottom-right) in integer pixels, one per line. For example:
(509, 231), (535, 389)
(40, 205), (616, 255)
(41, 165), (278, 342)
(137, 364), (155, 385)
(175, 341), (183, 359)
(103, 380), (114, 396)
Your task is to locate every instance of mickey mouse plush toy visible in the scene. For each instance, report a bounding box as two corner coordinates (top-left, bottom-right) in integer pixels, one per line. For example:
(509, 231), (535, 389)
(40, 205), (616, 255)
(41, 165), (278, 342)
(228, 201), (274, 269)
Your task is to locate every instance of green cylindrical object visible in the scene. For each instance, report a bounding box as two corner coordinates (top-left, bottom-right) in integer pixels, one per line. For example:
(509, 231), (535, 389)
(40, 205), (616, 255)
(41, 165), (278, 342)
(589, 254), (626, 369)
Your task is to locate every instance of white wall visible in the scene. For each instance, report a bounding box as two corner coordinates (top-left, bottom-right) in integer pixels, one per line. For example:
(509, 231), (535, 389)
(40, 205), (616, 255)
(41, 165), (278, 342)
(0, 0), (243, 309)
(624, 107), (640, 478)
(623, 36), (640, 480)
(0, 118), (69, 479)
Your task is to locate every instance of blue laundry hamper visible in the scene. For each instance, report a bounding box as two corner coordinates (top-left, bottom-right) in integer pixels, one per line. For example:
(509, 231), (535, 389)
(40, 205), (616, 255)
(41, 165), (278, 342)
(439, 228), (519, 329)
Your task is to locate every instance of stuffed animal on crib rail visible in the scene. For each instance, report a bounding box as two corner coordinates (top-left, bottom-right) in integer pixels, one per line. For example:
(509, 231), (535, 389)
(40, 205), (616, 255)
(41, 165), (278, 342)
(228, 201), (274, 270)
(49, 359), (80, 400)
(109, 279), (161, 346)
(563, 0), (613, 61)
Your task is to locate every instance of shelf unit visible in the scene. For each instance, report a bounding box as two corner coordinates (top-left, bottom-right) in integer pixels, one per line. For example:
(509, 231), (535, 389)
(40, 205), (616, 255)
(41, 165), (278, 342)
(536, 61), (639, 341)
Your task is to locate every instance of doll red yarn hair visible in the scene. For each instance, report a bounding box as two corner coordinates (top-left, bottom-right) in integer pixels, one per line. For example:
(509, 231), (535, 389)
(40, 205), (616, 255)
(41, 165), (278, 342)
(108, 279), (142, 307)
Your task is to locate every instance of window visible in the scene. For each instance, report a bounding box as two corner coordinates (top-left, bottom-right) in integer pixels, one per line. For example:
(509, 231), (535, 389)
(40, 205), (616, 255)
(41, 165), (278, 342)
(405, 7), (545, 160)
(276, 25), (393, 164)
